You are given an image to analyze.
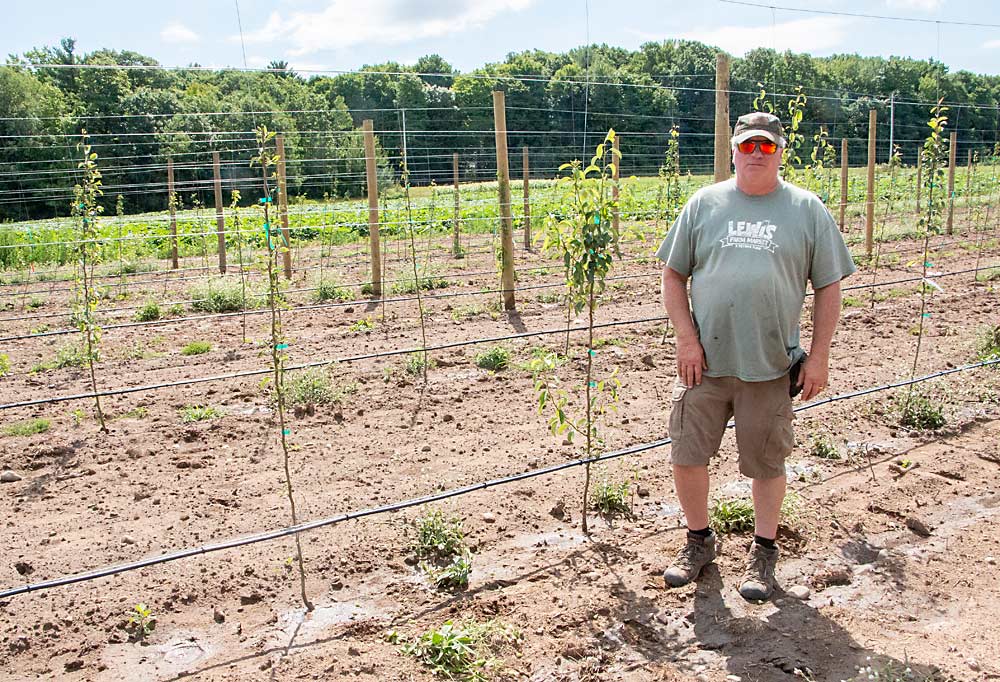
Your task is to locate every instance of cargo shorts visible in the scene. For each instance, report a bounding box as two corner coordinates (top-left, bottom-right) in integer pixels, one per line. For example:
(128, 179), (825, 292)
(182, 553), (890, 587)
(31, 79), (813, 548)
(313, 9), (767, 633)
(668, 374), (794, 479)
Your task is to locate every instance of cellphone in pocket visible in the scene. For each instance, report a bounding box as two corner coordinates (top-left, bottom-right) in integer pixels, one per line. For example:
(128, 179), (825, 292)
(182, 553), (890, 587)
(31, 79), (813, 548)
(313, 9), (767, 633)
(788, 353), (807, 398)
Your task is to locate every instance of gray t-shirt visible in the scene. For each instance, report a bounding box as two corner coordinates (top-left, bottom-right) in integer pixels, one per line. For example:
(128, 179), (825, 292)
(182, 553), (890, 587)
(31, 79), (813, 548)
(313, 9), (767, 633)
(655, 178), (856, 382)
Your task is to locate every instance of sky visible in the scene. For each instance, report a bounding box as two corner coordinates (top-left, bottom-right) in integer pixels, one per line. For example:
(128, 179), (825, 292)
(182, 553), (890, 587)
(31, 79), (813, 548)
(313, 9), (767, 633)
(7, 0), (1000, 77)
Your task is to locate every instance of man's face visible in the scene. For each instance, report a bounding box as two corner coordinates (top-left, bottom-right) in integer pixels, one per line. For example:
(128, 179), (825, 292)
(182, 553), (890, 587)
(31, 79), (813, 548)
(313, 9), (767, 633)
(733, 136), (782, 185)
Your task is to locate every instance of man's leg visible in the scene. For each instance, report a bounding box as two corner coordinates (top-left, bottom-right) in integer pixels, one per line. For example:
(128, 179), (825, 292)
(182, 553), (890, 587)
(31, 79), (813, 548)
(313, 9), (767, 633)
(751, 474), (785, 540)
(673, 464), (710, 531)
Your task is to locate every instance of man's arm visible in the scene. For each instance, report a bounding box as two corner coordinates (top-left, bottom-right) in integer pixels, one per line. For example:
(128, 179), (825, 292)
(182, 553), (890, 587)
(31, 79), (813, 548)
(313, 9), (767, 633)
(662, 266), (707, 388)
(798, 280), (841, 401)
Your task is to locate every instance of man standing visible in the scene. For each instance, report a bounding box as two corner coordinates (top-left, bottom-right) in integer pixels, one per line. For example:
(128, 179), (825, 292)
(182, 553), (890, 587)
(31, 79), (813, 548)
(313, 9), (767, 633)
(655, 112), (855, 601)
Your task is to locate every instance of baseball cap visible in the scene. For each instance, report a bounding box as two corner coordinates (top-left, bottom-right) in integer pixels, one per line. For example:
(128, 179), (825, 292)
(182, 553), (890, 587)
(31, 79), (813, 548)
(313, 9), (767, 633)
(732, 112), (787, 146)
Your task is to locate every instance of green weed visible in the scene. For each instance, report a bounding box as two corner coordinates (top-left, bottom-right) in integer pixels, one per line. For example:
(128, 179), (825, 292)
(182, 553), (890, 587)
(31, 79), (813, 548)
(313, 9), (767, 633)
(126, 603), (156, 642)
(0, 353), (8, 377)
(349, 317), (375, 333)
(405, 353), (435, 377)
(32, 345), (96, 372)
(422, 550), (473, 591)
(134, 300), (161, 322)
(400, 619), (520, 681)
(391, 272), (449, 294)
(898, 391), (946, 430)
(3, 418), (50, 437)
(590, 474), (631, 517)
(181, 341), (211, 356)
(313, 280), (352, 303)
(809, 433), (841, 460)
(842, 295), (865, 308)
(976, 324), (1000, 363)
(179, 405), (221, 422)
(411, 510), (465, 561)
(189, 279), (248, 313)
(26, 297), (45, 310)
(474, 346), (511, 371)
(709, 494), (800, 534)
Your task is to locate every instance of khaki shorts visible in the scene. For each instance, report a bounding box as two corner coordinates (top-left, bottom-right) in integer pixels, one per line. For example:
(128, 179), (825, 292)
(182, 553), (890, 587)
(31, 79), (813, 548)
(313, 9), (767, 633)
(668, 374), (794, 479)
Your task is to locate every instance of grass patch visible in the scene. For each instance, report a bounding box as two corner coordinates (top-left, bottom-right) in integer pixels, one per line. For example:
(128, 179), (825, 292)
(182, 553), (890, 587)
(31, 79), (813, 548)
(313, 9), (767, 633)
(189, 279), (249, 313)
(0, 353), (9, 377)
(897, 390), (947, 430)
(26, 297), (45, 310)
(450, 304), (488, 321)
(181, 341), (211, 356)
(134, 300), (161, 322)
(842, 295), (865, 308)
(286, 367), (357, 406)
(474, 345), (511, 371)
(391, 272), (450, 294)
(3, 418), (50, 436)
(975, 267), (1000, 282)
(179, 405), (222, 422)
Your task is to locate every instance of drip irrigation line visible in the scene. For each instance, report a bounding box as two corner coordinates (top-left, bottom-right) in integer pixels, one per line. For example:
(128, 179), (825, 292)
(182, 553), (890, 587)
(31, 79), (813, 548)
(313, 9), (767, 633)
(0, 316), (667, 411)
(3, 356), (997, 600)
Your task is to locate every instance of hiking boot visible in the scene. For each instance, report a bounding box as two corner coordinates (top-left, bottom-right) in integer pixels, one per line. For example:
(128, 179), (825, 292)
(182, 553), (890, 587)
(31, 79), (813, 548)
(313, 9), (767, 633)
(663, 531), (718, 587)
(739, 542), (779, 601)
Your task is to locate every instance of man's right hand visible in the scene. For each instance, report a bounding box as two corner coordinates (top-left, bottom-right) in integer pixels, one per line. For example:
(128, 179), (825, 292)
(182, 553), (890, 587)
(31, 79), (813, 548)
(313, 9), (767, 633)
(676, 335), (708, 388)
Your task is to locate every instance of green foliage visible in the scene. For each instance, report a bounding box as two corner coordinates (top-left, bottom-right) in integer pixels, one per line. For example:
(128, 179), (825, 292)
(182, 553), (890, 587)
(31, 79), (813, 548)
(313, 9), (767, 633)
(0, 353), (9, 377)
(809, 433), (841, 460)
(391, 271), (449, 294)
(189, 279), (250, 313)
(313, 279), (352, 303)
(134, 300), (161, 321)
(976, 324), (1000, 363)
(710, 494), (800, 534)
(422, 550), (473, 591)
(781, 86), (808, 182)
(590, 473), (631, 517)
(179, 404), (221, 422)
(126, 603), (156, 642)
(180, 341), (211, 356)
(898, 391), (946, 430)
(402, 620), (520, 682)
(286, 367), (355, 406)
(841, 295), (864, 308)
(411, 509), (465, 561)
(348, 316), (375, 333)
(919, 101), (949, 236)
(474, 345), (511, 371)
(32, 344), (96, 372)
(3, 418), (51, 437)
(405, 352), (435, 377)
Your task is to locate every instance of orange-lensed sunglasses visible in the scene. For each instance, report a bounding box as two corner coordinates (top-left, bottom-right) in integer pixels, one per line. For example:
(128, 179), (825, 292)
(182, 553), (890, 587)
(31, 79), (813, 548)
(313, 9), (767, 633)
(736, 139), (779, 155)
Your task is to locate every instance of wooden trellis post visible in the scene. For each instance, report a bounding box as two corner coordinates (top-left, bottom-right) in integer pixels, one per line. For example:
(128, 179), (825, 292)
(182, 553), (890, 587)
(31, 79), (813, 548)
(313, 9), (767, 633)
(275, 134), (293, 279)
(915, 145), (922, 209)
(865, 109), (877, 258)
(363, 120), (382, 296)
(453, 152), (461, 257)
(167, 158), (178, 270)
(522, 146), (531, 249)
(714, 53), (731, 183)
(212, 151), (226, 274)
(612, 135), (620, 233)
(839, 138), (848, 231)
(947, 131), (957, 234)
(493, 90), (516, 311)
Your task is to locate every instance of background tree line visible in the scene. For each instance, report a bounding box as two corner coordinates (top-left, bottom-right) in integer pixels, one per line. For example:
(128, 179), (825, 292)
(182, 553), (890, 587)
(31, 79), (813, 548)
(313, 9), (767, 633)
(2, 37), (998, 221)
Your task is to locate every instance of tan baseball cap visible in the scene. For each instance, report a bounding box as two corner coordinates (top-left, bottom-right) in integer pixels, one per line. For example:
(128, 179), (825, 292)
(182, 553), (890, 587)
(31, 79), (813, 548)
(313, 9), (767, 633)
(732, 112), (787, 146)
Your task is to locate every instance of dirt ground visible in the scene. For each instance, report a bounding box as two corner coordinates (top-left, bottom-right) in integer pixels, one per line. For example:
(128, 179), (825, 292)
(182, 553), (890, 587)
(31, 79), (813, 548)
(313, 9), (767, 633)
(1, 224), (999, 682)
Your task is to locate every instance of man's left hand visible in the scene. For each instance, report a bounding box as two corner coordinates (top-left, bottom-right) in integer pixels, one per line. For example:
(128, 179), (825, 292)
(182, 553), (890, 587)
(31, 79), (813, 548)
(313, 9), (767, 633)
(797, 353), (829, 401)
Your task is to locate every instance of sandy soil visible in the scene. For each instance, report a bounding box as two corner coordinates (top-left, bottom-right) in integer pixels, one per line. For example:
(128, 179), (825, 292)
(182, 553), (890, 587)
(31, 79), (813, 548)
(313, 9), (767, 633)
(1, 225), (999, 682)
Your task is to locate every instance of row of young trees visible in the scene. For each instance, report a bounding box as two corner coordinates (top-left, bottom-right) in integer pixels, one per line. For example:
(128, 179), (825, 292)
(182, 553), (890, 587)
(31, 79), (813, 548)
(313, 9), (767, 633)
(3, 38), (1000, 220)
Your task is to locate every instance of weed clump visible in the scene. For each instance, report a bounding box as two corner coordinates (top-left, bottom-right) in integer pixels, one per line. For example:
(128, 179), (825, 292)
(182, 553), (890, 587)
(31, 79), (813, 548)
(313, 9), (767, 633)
(189, 279), (248, 313)
(313, 280), (352, 303)
(475, 346), (511, 371)
(899, 393), (946, 429)
(134, 300), (161, 322)
(590, 473), (631, 518)
(411, 509), (465, 561)
(398, 619), (520, 680)
(809, 432), (841, 460)
(181, 341), (211, 356)
(179, 405), (221, 422)
(405, 352), (435, 377)
(3, 418), (50, 437)
(976, 324), (1000, 363)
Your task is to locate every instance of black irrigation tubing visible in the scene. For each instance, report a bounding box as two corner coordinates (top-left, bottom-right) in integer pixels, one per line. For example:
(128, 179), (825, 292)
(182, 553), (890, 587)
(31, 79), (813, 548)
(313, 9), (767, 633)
(4, 356), (998, 600)
(0, 316), (667, 411)
(2, 261), (995, 345)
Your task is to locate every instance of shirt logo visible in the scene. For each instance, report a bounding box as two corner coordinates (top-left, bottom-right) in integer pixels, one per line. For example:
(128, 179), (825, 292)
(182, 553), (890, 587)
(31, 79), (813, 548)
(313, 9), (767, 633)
(720, 220), (780, 253)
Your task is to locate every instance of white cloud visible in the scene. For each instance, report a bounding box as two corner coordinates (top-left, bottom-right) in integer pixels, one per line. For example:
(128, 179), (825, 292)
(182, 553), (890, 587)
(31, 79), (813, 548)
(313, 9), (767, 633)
(984, 39), (1000, 49)
(885, 0), (945, 11)
(235, 0), (536, 56)
(161, 21), (200, 45)
(673, 16), (852, 56)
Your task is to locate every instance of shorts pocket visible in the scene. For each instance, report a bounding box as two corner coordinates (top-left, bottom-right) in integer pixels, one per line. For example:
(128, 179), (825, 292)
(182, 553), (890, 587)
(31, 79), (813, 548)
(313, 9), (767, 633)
(668, 384), (686, 440)
(761, 404), (795, 462)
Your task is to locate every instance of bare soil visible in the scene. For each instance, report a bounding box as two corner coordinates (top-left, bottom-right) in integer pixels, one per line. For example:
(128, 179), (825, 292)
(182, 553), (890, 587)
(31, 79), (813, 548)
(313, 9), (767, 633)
(1, 225), (999, 682)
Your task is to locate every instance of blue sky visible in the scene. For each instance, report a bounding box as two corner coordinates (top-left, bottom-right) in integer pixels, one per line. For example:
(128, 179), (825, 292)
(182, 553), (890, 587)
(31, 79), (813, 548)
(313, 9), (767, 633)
(8, 0), (1000, 76)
